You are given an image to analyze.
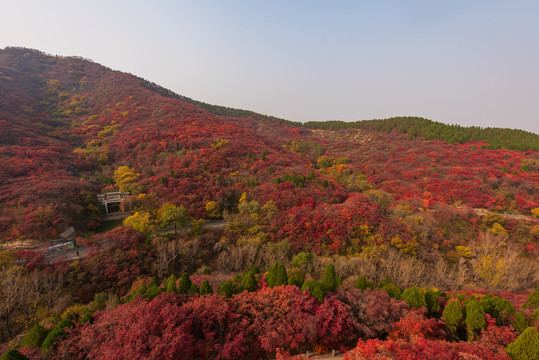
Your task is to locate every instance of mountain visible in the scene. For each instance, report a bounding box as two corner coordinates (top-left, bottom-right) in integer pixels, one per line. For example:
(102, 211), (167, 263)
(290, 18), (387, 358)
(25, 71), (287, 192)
(1, 47), (538, 359)
(0, 47), (537, 252)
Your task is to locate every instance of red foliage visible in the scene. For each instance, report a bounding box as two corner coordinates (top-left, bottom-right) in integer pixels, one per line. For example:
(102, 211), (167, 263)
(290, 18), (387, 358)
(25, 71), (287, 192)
(477, 314), (517, 350)
(335, 288), (411, 339)
(389, 309), (447, 342)
(343, 338), (511, 360)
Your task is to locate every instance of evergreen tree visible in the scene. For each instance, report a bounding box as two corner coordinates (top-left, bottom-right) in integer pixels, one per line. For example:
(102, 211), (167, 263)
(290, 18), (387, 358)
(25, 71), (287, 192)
(199, 280), (213, 295)
(442, 298), (464, 340)
(382, 283), (402, 299)
(241, 272), (257, 292)
(512, 312), (528, 334)
(164, 274), (177, 293)
(320, 264), (338, 292)
(218, 279), (240, 298)
(506, 327), (539, 360)
(267, 262), (288, 288)
(425, 289), (443, 316)
(20, 323), (50, 348)
(401, 286), (426, 309)
(0, 350), (28, 360)
(301, 280), (325, 302)
(288, 268), (305, 288)
(465, 301), (486, 341)
(355, 276), (373, 290)
(177, 273), (192, 294)
(189, 283), (199, 294)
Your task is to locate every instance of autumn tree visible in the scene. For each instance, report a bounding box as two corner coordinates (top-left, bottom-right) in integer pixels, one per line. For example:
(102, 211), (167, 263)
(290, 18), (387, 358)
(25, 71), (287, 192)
(158, 203), (189, 236)
(112, 166), (140, 193)
(123, 211), (154, 236)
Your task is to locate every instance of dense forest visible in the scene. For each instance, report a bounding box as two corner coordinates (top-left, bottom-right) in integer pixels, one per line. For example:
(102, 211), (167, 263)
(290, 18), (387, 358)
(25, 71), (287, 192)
(304, 117), (539, 152)
(0, 47), (537, 360)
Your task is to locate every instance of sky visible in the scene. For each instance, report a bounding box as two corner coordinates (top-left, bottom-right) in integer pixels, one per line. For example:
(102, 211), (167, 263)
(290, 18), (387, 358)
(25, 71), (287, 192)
(1, 0), (538, 133)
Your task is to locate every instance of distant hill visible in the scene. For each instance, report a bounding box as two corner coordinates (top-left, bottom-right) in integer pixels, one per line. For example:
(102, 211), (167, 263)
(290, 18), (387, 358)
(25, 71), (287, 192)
(304, 117), (539, 152)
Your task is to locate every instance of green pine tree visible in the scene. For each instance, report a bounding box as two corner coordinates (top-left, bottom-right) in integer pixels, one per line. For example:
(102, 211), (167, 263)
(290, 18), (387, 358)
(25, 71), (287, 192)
(242, 272), (258, 292)
(401, 286), (426, 309)
(301, 280), (325, 302)
(320, 264), (338, 292)
(0, 350), (29, 360)
(355, 276), (373, 290)
(506, 327), (539, 360)
(465, 301), (486, 341)
(267, 262), (288, 288)
(199, 280), (213, 295)
(164, 274), (177, 293)
(177, 273), (192, 294)
(512, 312), (528, 334)
(442, 298), (464, 340)
(20, 324), (50, 348)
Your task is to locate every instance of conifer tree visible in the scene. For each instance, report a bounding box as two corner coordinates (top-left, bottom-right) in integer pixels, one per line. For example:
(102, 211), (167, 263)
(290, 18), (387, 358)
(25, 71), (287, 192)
(199, 280), (213, 295)
(267, 262), (288, 288)
(512, 312), (528, 334)
(401, 286), (426, 309)
(241, 272), (257, 292)
(355, 276), (373, 290)
(177, 273), (192, 294)
(506, 327), (539, 360)
(442, 298), (464, 340)
(301, 280), (325, 302)
(320, 263), (338, 292)
(164, 274), (177, 293)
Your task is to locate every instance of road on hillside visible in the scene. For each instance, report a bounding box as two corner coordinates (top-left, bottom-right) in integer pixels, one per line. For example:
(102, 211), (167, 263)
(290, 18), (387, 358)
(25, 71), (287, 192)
(15, 219), (228, 266)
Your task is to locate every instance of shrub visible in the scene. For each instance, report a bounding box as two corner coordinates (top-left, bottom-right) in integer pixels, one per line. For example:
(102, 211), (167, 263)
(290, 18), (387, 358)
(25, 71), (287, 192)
(506, 327), (539, 360)
(389, 309), (446, 342)
(335, 289), (410, 339)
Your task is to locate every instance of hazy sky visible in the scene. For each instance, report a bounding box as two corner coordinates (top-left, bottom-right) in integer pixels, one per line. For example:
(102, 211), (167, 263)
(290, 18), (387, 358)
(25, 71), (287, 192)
(1, 0), (538, 133)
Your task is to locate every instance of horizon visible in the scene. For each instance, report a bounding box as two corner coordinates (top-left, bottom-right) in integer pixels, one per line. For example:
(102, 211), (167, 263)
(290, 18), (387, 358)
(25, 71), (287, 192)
(1, 1), (538, 134)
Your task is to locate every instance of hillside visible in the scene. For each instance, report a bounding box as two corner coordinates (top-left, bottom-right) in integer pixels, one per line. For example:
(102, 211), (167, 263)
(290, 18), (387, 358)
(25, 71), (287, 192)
(0, 47), (538, 359)
(1, 47), (537, 245)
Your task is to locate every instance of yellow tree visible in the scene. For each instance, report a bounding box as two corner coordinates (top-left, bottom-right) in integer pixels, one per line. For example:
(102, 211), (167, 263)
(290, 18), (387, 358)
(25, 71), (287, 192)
(158, 203), (189, 235)
(123, 211), (154, 236)
(113, 166), (140, 193)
